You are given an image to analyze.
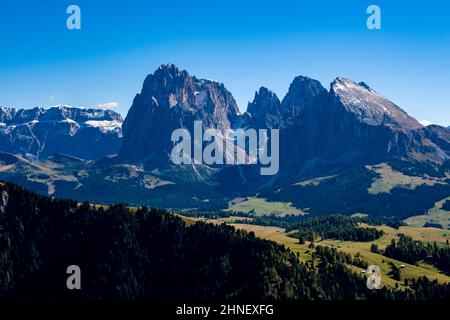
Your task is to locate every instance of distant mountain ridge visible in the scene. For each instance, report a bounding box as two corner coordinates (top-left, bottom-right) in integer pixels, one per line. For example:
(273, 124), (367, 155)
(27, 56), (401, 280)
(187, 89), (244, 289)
(0, 105), (123, 160)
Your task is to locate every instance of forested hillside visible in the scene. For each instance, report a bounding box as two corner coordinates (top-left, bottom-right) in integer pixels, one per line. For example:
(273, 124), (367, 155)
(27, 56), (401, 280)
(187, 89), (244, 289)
(1, 181), (449, 300)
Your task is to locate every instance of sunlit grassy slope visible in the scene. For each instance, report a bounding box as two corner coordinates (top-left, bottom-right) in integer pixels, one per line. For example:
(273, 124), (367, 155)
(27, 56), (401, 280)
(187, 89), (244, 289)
(194, 221), (450, 289)
(405, 197), (450, 229)
(228, 197), (304, 216)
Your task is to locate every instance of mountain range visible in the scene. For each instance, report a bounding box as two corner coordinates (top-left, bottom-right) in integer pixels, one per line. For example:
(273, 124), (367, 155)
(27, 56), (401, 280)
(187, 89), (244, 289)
(119, 65), (449, 172)
(0, 106), (123, 160)
(0, 64), (449, 223)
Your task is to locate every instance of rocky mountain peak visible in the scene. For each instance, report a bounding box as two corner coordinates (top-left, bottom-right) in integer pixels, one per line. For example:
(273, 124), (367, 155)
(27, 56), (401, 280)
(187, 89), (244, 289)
(138, 64), (238, 117)
(247, 87), (280, 116)
(330, 78), (421, 129)
(244, 87), (281, 129)
(119, 65), (240, 163)
(281, 76), (328, 117)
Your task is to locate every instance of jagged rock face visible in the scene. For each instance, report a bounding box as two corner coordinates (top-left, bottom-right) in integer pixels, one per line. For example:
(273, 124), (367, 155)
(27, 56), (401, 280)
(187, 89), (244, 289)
(273, 77), (329, 178)
(323, 78), (448, 165)
(423, 125), (450, 156)
(116, 65), (449, 183)
(244, 87), (281, 129)
(119, 64), (240, 163)
(281, 76), (328, 123)
(235, 77), (331, 181)
(329, 78), (422, 129)
(0, 106), (123, 160)
(245, 77), (449, 180)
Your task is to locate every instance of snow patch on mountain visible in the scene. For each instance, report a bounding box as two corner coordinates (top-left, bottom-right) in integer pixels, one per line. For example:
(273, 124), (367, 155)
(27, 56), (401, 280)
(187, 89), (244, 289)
(419, 120), (433, 126)
(85, 120), (122, 133)
(0, 106), (123, 160)
(331, 78), (421, 129)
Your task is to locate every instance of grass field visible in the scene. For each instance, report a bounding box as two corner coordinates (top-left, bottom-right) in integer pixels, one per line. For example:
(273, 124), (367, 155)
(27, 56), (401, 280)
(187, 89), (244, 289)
(228, 197), (304, 216)
(366, 163), (445, 194)
(405, 196), (450, 229)
(177, 214), (198, 226)
(338, 223), (450, 250)
(222, 222), (450, 289)
(228, 223), (313, 261)
(178, 215), (254, 227)
(294, 175), (336, 187)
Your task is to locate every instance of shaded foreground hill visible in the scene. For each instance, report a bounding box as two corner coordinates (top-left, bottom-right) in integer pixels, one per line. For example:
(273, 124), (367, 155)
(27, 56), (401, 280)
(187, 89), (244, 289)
(1, 181), (450, 300)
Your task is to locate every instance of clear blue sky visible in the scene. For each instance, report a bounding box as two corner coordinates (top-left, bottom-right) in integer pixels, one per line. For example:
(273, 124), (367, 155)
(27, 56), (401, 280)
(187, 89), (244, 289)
(0, 0), (449, 126)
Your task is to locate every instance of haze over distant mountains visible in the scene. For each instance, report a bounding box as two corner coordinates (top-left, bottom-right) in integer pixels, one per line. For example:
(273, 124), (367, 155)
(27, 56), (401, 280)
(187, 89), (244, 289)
(0, 64), (449, 219)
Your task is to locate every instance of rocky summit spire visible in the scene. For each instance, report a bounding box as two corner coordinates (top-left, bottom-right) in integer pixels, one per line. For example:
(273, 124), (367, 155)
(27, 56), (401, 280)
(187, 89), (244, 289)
(245, 87), (281, 129)
(119, 65), (240, 163)
(281, 76), (328, 116)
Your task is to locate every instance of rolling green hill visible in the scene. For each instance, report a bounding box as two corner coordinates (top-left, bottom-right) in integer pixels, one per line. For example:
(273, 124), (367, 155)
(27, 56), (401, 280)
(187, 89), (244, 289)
(217, 222), (450, 289)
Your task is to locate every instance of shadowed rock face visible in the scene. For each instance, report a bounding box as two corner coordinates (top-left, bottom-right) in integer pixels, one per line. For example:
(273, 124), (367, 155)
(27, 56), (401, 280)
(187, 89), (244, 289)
(0, 106), (123, 160)
(119, 64), (240, 164)
(329, 78), (422, 129)
(117, 65), (449, 184)
(273, 77), (449, 179)
(281, 75), (328, 123)
(244, 87), (282, 129)
(320, 78), (446, 164)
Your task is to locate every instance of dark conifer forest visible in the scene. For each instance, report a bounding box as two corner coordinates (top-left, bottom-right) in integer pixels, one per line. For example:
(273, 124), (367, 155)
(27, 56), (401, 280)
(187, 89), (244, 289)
(384, 235), (450, 275)
(1, 181), (450, 300)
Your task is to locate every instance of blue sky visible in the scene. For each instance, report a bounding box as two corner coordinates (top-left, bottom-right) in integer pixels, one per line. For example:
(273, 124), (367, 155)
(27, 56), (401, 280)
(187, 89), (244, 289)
(0, 0), (449, 126)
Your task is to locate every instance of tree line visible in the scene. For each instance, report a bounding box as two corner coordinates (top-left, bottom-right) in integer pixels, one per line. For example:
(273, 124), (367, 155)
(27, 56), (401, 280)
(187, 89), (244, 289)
(384, 235), (450, 275)
(235, 214), (385, 242)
